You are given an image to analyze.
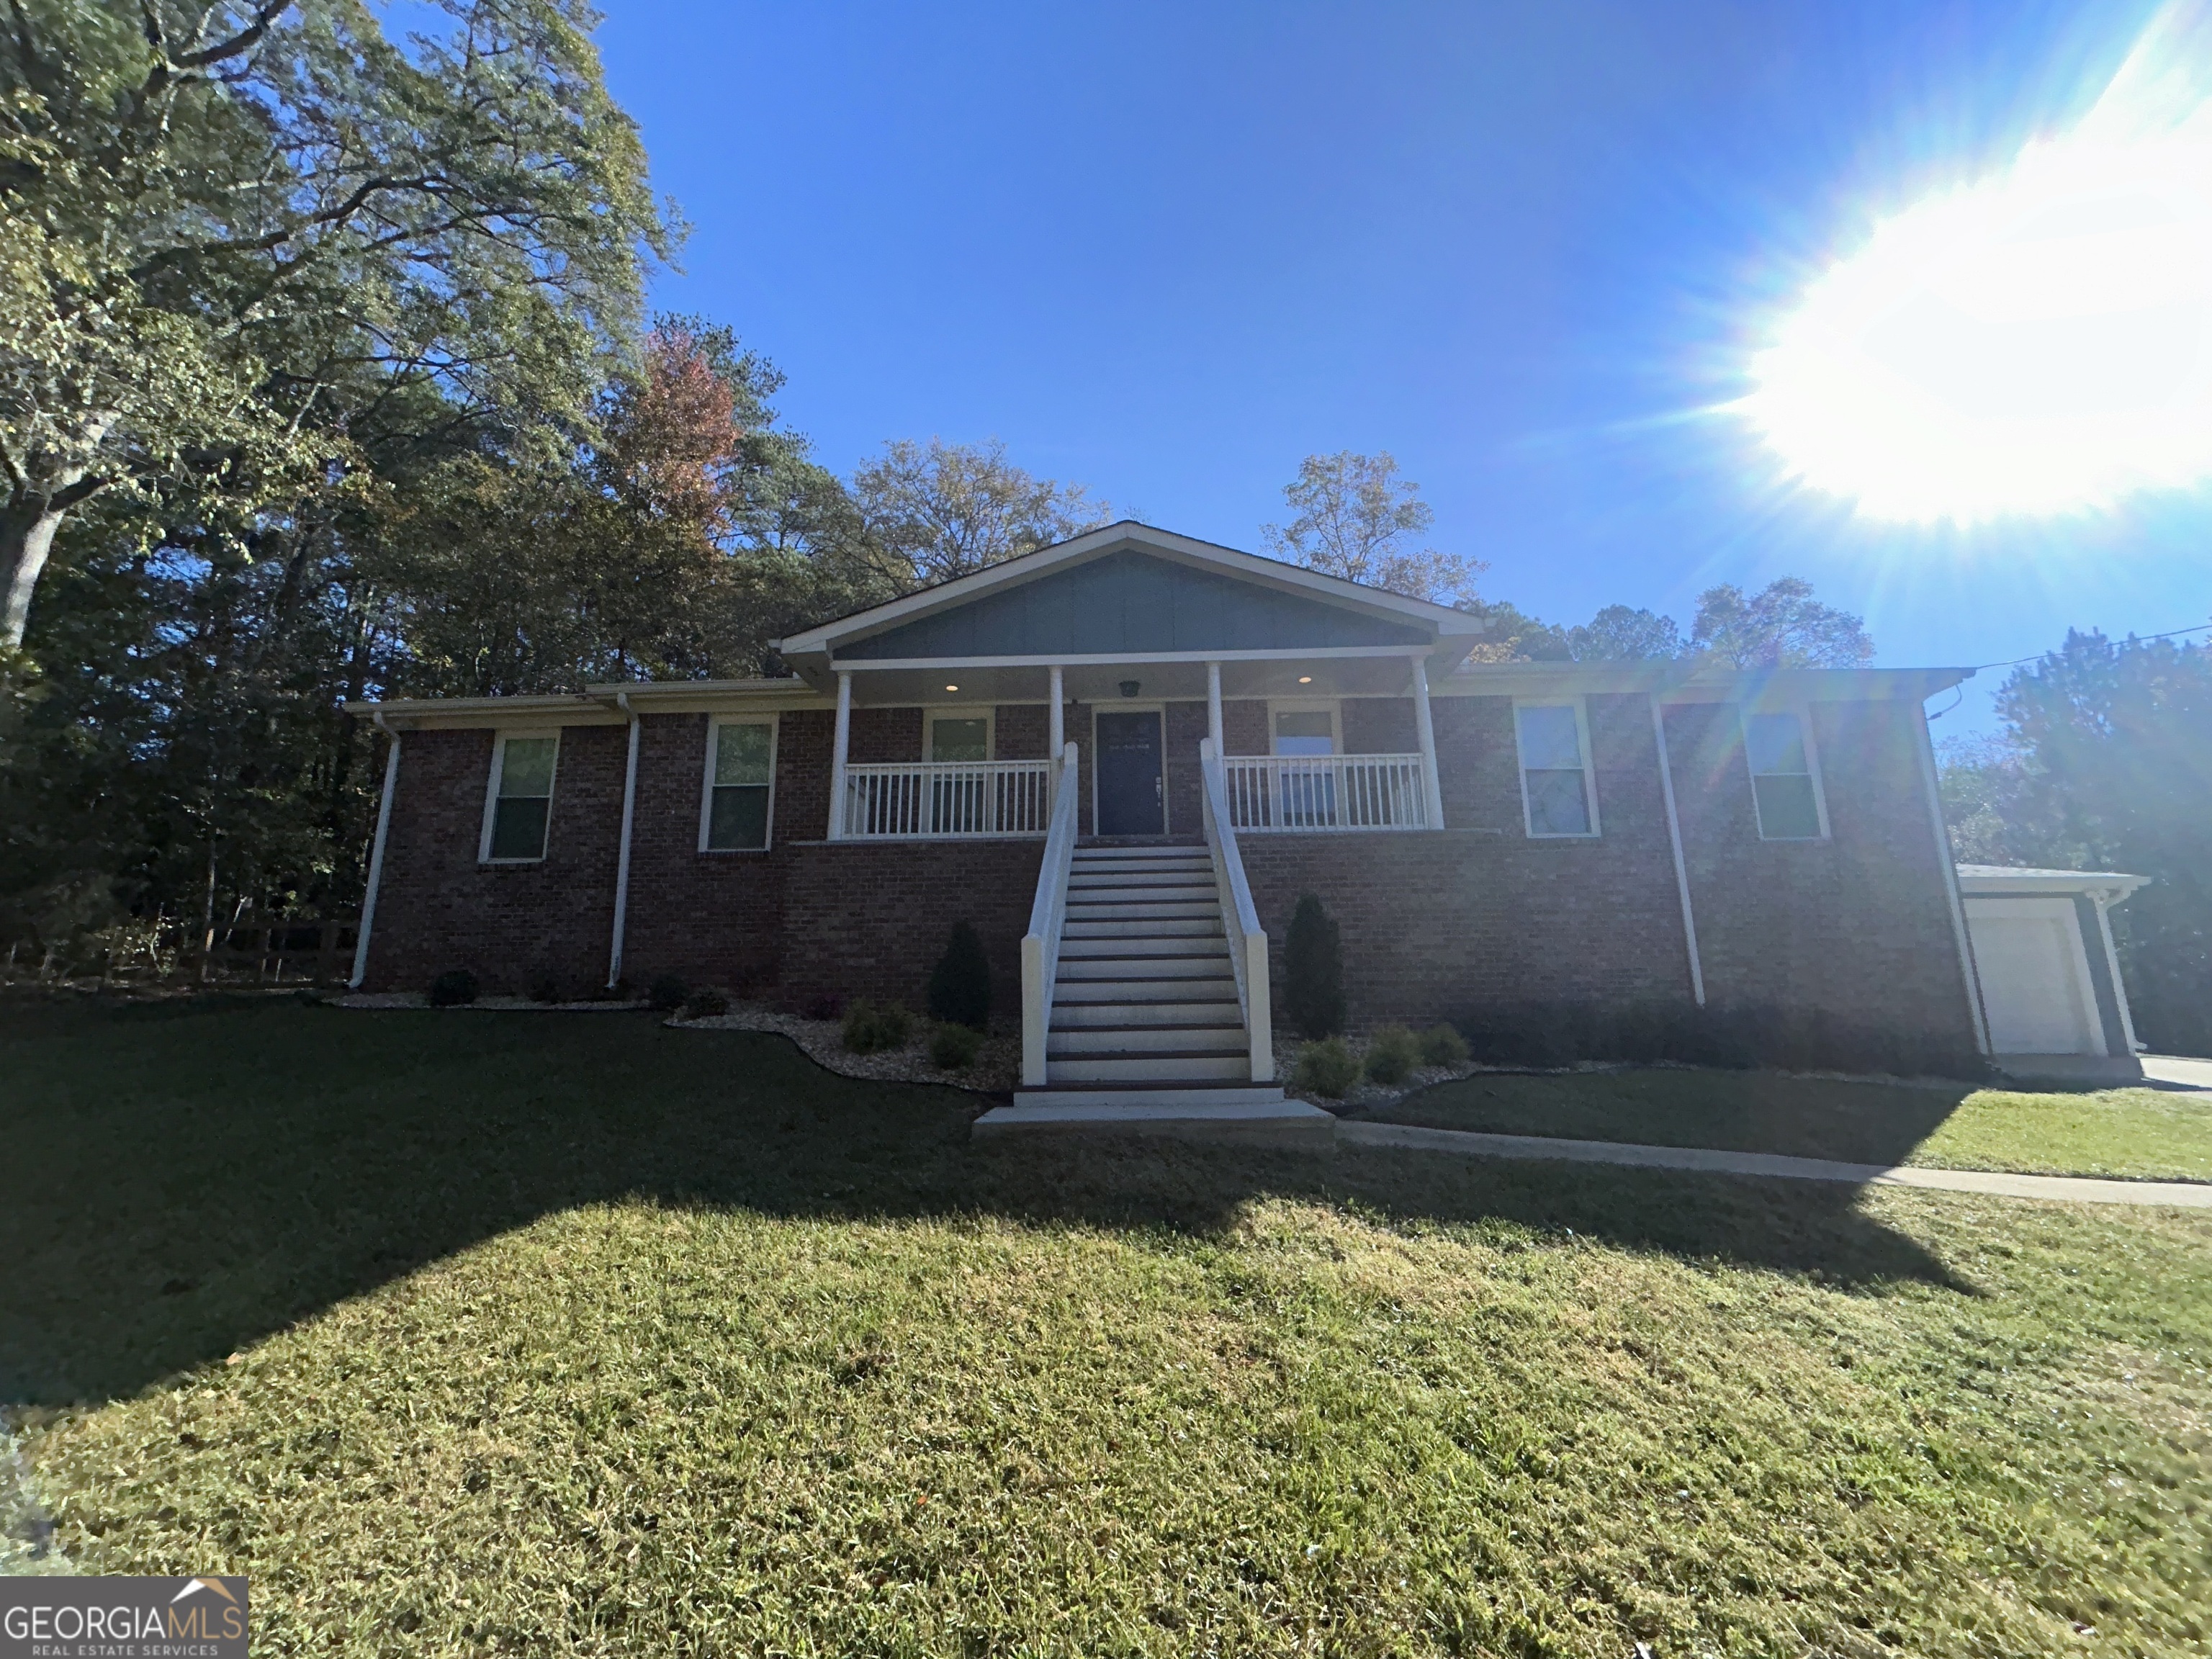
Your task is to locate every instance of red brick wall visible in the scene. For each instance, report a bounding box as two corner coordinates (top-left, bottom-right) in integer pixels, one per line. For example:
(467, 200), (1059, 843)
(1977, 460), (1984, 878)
(360, 693), (1980, 1061)
(364, 723), (627, 998)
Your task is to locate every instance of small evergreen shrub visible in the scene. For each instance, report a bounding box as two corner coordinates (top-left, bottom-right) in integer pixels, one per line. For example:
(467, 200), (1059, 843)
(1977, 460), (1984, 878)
(928, 1022), (983, 1070)
(1364, 1024), (1420, 1085)
(1283, 893), (1346, 1039)
(1293, 1036), (1360, 1098)
(647, 974), (688, 1012)
(1417, 1022), (1470, 1069)
(427, 968), (478, 1008)
(682, 988), (729, 1020)
(842, 999), (912, 1054)
(926, 920), (992, 1030)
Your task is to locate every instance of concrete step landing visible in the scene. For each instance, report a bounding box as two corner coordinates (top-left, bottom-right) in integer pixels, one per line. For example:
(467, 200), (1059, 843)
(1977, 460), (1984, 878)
(975, 1086), (1336, 1148)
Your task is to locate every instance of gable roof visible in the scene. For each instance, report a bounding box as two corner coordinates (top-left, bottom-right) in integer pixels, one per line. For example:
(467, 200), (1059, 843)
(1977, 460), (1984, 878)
(777, 521), (1484, 684)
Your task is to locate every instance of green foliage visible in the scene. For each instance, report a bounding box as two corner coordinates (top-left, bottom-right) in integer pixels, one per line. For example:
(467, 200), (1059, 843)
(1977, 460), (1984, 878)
(647, 976), (688, 1013)
(1364, 1025), (1421, 1085)
(848, 438), (1110, 588)
(841, 999), (912, 1055)
(1993, 630), (2212, 1056)
(1292, 1036), (1360, 1098)
(8, 1002), (2211, 1653)
(925, 920), (992, 1031)
(1417, 1022), (1471, 1069)
(1282, 893), (1345, 1040)
(428, 969), (478, 1008)
(927, 1022), (983, 1071)
(1262, 451), (1482, 604)
(1688, 577), (1873, 669)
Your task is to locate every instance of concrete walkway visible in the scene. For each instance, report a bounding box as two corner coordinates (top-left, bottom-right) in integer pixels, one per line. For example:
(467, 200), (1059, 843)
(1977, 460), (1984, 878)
(1338, 1121), (2212, 1208)
(2144, 1053), (2212, 1092)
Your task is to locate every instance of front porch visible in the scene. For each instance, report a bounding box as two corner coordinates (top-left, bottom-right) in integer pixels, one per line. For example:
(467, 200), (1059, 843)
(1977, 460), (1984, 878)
(820, 656), (1449, 844)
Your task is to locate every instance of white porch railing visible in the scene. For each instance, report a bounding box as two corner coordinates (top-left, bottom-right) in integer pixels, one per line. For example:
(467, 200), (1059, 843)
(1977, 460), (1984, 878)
(1020, 744), (1082, 1087)
(839, 758), (1053, 840)
(1221, 753), (1429, 832)
(1200, 737), (1274, 1083)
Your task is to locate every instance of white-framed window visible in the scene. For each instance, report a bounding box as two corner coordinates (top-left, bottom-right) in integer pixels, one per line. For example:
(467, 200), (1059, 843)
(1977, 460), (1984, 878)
(1269, 701), (1340, 756)
(927, 708), (994, 762)
(700, 717), (778, 851)
(1744, 707), (1829, 840)
(481, 731), (559, 863)
(1514, 699), (1599, 837)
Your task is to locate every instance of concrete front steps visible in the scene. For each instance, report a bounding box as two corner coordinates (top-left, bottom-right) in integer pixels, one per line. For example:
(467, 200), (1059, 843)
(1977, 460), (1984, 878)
(972, 841), (1336, 1146)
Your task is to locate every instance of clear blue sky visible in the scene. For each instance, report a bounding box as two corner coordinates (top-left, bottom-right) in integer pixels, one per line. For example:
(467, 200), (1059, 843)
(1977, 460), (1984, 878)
(593, 1), (2212, 732)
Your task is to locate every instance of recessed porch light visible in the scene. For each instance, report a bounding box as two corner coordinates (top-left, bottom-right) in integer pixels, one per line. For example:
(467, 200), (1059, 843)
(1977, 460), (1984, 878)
(944, 684), (958, 692)
(1298, 675), (1312, 684)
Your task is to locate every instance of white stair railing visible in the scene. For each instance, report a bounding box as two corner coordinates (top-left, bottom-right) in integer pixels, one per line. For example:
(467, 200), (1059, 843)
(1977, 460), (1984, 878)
(1019, 742), (1082, 1087)
(1220, 752), (1429, 832)
(1200, 737), (1274, 1083)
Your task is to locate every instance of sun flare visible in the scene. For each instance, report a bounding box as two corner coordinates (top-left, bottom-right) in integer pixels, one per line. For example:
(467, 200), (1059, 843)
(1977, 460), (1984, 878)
(1745, 3), (2212, 522)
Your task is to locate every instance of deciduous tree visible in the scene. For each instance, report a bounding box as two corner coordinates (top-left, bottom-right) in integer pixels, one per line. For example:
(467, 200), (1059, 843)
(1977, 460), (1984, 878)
(1262, 451), (1483, 603)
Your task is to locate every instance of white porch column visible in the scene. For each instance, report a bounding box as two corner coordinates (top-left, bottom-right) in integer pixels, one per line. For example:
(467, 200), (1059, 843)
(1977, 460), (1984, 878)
(828, 670), (852, 841)
(1048, 664), (1065, 757)
(1411, 655), (1445, 829)
(1206, 660), (1224, 753)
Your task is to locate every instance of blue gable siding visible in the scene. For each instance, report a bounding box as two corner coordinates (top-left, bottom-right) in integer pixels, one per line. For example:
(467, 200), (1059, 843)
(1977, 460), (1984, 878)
(836, 550), (1431, 660)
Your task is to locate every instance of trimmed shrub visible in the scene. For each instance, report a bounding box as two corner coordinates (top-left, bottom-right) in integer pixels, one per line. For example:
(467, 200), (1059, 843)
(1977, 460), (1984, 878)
(842, 999), (912, 1054)
(647, 975), (688, 1013)
(1364, 1024), (1419, 1086)
(1283, 893), (1346, 1039)
(926, 920), (992, 1031)
(682, 989), (729, 1020)
(428, 968), (478, 1008)
(1418, 1022), (1470, 1069)
(1293, 1036), (1361, 1098)
(928, 1022), (983, 1070)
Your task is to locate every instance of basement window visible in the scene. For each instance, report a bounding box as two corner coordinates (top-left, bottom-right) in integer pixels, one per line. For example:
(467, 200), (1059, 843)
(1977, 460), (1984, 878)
(702, 719), (776, 851)
(482, 733), (558, 863)
(1745, 709), (1827, 840)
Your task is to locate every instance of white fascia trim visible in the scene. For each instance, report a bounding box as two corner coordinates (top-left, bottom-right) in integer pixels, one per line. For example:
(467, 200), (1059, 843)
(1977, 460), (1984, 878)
(777, 523), (1484, 656)
(1956, 868), (2152, 897)
(830, 644), (1436, 671)
(1437, 666), (1977, 701)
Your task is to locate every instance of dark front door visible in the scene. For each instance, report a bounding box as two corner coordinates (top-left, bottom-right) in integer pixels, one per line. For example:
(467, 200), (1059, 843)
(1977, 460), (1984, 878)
(1095, 711), (1165, 835)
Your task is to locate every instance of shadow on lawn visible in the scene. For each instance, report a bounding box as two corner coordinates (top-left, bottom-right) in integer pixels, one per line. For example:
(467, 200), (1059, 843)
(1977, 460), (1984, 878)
(1, 996), (1970, 1406)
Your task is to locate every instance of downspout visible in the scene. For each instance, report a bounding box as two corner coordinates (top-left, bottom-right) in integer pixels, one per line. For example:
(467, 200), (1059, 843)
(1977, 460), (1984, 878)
(2091, 889), (2143, 1054)
(1912, 700), (1991, 1054)
(349, 712), (400, 989)
(607, 692), (642, 990)
(1649, 696), (1704, 1007)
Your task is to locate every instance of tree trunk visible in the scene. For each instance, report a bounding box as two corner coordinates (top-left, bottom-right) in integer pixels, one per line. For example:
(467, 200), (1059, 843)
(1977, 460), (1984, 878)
(0, 502), (66, 650)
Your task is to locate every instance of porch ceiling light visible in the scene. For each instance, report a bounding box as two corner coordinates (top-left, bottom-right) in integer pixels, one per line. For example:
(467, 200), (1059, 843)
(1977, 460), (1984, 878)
(1298, 675), (1313, 684)
(944, 684), (958, 692)
(1119, 679), (1141, 698)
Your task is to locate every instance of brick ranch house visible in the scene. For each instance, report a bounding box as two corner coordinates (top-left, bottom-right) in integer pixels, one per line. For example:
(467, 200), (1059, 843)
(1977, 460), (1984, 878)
(346, 521), (2023, 1119)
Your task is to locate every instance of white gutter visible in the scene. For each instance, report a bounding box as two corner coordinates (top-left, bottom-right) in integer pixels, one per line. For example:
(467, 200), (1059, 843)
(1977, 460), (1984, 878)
(349, 712), (400, 989)
(607, 692), (642, 989)
(1913, 703), (1990, 1053)
(1648, 696), (1704, 1007)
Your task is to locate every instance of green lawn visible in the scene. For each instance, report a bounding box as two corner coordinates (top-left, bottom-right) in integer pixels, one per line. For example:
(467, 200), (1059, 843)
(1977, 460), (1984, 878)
(1362, 1068), (2212, 1181)
(4, 997), (2210, 1656)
